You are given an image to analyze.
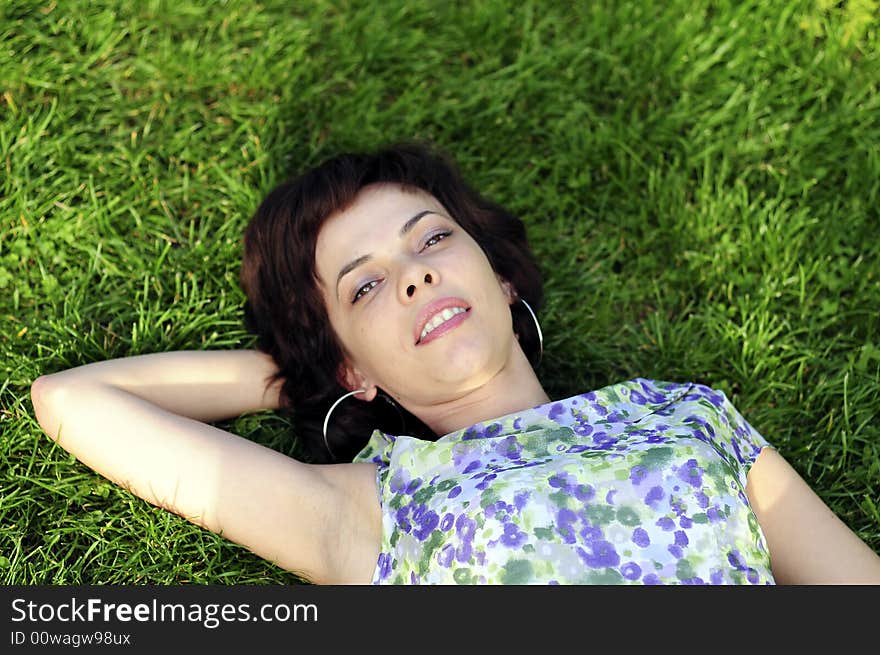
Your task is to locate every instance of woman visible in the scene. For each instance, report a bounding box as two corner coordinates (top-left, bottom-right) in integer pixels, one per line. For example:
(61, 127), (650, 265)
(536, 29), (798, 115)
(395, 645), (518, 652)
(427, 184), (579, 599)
(30, 143), (880, 585)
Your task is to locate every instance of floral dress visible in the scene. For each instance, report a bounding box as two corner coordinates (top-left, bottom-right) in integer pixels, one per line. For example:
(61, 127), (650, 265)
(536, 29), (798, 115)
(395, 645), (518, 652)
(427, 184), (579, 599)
(351, 378), (775, 584)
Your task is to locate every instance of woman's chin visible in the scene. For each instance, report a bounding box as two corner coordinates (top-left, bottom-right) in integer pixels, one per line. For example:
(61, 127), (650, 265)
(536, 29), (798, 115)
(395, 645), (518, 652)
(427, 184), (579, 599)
(424, 341), (505, 385)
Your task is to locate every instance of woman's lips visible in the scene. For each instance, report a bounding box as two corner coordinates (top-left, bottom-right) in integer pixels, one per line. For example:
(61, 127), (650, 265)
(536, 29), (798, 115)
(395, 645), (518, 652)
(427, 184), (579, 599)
(416, 308), (471, 346)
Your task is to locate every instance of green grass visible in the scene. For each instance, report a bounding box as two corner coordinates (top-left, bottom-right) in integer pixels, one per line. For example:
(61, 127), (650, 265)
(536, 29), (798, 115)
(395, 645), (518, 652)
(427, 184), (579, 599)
(2, 0), (879, 584)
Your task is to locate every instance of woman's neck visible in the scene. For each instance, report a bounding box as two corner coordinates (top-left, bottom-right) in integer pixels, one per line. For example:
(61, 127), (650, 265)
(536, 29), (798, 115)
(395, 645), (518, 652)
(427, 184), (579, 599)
(405, 341), (550, 438)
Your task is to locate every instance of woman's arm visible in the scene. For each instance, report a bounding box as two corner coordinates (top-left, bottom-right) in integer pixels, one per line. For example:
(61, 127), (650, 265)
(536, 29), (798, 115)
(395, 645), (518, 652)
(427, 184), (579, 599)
(746, 447), (880, 584)
(30, 350), (381, 585)
(35, 349), (285, 423)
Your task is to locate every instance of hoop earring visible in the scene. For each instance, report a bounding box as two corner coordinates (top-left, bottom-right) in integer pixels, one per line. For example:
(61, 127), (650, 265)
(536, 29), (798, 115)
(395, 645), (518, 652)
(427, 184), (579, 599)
(519, 298), (543, 365)
(322, 389), (408, 459)
(322, 388), (365, 459)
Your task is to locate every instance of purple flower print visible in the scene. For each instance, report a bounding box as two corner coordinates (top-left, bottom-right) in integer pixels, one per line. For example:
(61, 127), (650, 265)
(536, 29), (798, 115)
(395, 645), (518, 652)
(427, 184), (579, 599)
(438, 544), (455, 568)
(548, 403), (566, 420)
(405, 478), (423, 494)
(574, 423), (594, 437)
(674, 530), (689, 547)
(637, 381), (669, 403)
(727, 550), (748, 571)
(513, 490), (530, 511)
(549, 472), (575, 491)
(629, 390), (648, 405)
(456, 516), (476, 543)
(486, 422), (502, 436)
(701, 386), (725, 408)
(596, 436), (620, 450)
(557, 507), (578, 523)
(475, 473), (497, 490)
(710, 570), (724, 585)
(644, 486), (665, 508)
(667, 545), (683, 559)
(685, 414), (710, 429)
(577, 540), (620, 568)
(591, 431), (609, 444)
(632, 527), (650, 548)
(389, 470), (410, 493)
(677, 459), (703, 488)
(629, 465), (648, 485)
(440, 513), (454, 531)
(462, 425), (489, 441)
(455, 543), (472, 563)
(643, 573), (662, 585)
(731, 437), (743, 464)
(656, 517), (675, 531)
(496, 436), (522, 459)
(500, 523), (527, 548)
(376, 553), (392, 581)
(574, 484), (595, 502)
(747, 568), (760, 584)
(578, 523), (603, 542)
(695, 491), (710, 509)
(679, 516), (693, 529)
(486, 500), (514, 520)
(620, 562), (642, 580)
(707, 507), (721, 523)
(689, 428), (709, 444)
(681, 577), (706, 585)
(413, 510), (440, 541)
(396, 506), (412, 532)
(556, 508), (578, 544)
(463, 460), (482, 474)
(447, 485), (462, 499)
(686, 416), (716, 439)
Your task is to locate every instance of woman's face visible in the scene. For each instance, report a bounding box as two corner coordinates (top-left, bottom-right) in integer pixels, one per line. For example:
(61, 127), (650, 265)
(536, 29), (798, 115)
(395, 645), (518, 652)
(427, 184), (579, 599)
(315, 183), (517, 406)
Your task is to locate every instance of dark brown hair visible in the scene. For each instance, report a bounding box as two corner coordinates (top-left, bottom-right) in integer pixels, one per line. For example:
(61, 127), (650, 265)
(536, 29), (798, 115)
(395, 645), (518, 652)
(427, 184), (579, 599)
(239, 143), (544, 463)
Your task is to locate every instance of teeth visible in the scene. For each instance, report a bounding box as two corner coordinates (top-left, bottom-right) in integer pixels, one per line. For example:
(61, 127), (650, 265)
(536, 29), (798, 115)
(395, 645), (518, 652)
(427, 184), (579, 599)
(420, 307), (467, 341)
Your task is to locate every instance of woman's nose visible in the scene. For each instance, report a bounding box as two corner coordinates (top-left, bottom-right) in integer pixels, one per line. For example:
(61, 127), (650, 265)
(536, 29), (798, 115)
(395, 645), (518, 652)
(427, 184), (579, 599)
(405, 272), (434, 298)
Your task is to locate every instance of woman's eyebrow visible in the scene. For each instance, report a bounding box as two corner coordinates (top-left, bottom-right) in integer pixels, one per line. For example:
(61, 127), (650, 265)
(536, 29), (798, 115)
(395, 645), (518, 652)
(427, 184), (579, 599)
(335, 210), (439, 299)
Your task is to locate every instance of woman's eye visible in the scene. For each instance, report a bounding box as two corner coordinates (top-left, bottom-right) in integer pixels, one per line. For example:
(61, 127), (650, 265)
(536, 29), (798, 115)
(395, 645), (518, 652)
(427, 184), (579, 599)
(352, 280), (379, 303)
(422, 230), (451, 250)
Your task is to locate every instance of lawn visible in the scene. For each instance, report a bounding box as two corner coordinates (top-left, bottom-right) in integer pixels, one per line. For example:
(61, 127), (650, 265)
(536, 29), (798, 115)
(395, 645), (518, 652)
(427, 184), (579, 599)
(1, 0), (878, 584)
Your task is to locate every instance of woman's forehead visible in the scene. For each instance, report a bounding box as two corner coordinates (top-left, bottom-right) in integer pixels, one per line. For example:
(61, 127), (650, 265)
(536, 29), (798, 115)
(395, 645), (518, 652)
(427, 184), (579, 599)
(318, 186), (443, 247)
(314, 184), (448, 281)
